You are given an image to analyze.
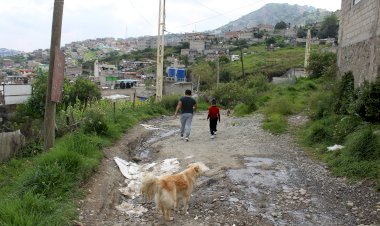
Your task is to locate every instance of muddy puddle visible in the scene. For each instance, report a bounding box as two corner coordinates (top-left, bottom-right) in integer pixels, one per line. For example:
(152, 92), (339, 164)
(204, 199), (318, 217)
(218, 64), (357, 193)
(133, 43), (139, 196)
(227, 157), (290, 195)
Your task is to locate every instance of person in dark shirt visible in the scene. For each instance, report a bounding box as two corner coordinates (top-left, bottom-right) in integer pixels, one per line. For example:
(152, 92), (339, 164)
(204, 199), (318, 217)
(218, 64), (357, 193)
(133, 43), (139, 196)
(207, 98), (220, 139)
(174, 89), (197, 141)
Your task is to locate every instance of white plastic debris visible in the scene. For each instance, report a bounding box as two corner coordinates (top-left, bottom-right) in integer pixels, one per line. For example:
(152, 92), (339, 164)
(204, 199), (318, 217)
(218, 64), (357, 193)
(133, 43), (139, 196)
(115, 202), (148, 216)
(103, 94), (130, 101)
(140, 124), (160, 130)
(113, 157), (182, 216)
(327, 144), (344, 151)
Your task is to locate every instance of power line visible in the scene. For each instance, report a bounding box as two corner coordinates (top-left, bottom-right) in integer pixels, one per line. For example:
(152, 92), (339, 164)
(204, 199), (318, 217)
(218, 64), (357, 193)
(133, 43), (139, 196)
(171, 0), (267, 30)
(127, 0), (154, 27)
(193, 0), (232, 21)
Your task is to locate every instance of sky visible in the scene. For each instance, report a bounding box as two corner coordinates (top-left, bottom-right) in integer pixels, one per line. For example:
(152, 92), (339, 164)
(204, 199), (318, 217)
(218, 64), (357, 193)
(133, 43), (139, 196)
(0, 0), (341, 52)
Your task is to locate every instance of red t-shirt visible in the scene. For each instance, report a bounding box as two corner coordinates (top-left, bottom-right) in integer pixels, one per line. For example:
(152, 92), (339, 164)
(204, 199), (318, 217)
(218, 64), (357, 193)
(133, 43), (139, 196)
(208, 105), (220, 119)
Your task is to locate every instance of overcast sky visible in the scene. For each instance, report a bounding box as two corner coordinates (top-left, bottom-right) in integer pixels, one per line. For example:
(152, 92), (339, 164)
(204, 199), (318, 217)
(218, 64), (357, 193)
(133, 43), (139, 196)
(0, 0), (341, 52)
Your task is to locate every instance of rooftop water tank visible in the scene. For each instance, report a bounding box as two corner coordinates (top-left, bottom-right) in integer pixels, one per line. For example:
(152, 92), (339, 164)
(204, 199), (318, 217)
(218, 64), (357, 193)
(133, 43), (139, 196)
(176, 68), (186, 80)
(168, 67), (176, 77)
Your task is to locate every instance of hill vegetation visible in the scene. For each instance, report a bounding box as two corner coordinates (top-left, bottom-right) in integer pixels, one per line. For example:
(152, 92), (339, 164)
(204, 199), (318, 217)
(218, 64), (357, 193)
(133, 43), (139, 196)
(216, 3), (332, 32)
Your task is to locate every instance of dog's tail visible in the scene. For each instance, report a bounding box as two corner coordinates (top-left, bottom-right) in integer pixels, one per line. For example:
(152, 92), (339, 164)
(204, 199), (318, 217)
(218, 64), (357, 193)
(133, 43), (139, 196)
(140, 173), (159, 200)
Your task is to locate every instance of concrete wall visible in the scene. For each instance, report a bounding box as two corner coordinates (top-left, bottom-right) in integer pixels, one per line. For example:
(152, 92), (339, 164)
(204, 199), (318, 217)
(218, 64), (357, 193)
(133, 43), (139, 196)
(0, 130), (25, 163)
(338, 0), (380, 85)
(163, 81), (193, 96)
(0, 84), (32, 105)
(189, 40), (205, 53)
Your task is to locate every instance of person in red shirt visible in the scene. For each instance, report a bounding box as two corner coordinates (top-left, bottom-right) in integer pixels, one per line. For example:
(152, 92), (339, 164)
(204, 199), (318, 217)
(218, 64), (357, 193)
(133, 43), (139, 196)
(207, 98), (220, 139)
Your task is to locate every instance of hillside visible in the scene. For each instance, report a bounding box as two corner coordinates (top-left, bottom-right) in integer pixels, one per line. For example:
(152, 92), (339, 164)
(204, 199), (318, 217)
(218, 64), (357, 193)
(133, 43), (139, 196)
(215, 3), (332, 32)
(0, 48), (24, 57)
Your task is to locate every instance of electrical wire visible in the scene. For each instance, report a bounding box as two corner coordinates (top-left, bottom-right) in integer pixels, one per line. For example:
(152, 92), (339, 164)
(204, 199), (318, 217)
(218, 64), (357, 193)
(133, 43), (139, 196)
(127, 0), (154, 27)
(170, 0), (267, 29)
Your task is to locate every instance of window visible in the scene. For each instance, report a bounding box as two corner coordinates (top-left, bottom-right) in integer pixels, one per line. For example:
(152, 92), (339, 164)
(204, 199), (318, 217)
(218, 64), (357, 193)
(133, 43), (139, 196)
(353, 0), (362, 5)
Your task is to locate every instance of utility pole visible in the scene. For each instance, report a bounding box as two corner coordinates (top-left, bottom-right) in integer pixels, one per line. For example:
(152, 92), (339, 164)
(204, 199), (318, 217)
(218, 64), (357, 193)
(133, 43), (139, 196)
(240, 47), (245, 79)
(216, 51), (220, 87)
(155, 0), (165, 101)
(304, 29), (311, 72)
(44, 0), (64, 150)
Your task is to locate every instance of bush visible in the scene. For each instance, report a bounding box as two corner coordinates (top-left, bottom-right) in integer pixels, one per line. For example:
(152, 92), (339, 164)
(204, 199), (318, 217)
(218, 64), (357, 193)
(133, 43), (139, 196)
(245, 75), (270, 93)
(82, 108), (108, 135)
(233, 103), (251, 116)
(354, 78), (380, 122)
(345, 126), (380, 161)
(333, 115), (363, 143)
(212, 82), (250, 108)
(307, 52), (336, 78)
(308, 91), (335, 120)
(264, 96), (295, 116)
(160, 94), (180, 112)
(334, 71), (355, 115)
(305, 116), (339, 144)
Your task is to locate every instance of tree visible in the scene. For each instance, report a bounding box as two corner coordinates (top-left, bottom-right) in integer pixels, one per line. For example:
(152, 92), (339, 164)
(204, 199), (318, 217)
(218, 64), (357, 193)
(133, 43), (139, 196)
(190, 62), (215, 91)
(318, 14), (339, 39)
(265, 37), (276, 46)
(307, 52), (337, 78)
(69, 77), (101, 108)
(16, 74), (71, 120)
(275, 21), (287, 30)
(254, 31), (265, 39)
(297, 27), (307, 38)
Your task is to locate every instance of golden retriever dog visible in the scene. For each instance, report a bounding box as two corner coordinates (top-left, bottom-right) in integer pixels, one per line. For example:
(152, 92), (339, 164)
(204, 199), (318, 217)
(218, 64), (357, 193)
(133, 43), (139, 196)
(140, 163), (207, 220)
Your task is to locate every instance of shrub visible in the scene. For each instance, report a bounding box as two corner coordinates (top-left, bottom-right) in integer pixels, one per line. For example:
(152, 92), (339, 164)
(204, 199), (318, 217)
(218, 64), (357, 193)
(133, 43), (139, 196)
(354, 78), (380, 122)
(307, 52), (336, 78)
(82, 108), (108, 135)
(308, 91), (335, 120)
(333, 115), (363, 143)
(245, 75), (270, 93)
(344, 126), (380, 161)
(305, 116), (339, 144)
(264, 96), (295, 116)
(212, 82), (249, 108)
(334, 71), (355, 115)
(160, 94), (180, 112)
(233, 103), (251, 116)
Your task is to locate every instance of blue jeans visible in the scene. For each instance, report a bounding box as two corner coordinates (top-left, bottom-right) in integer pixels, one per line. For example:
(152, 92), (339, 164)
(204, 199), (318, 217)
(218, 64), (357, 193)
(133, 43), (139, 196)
(180, 113), (193, 138)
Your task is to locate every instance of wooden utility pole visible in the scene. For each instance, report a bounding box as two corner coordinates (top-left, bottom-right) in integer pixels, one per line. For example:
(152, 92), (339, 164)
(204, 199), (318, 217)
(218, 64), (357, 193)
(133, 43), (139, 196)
(304, 29), (311, 70)
(240, 47), (245, 79)
(155, 0), (165, 101)
(216, 52), (220, 87)
(44, 0), (64, 150)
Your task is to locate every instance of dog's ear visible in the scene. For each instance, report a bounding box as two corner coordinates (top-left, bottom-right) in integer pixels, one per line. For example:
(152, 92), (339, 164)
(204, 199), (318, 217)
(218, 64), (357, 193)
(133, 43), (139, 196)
(193, 165), (200, 173)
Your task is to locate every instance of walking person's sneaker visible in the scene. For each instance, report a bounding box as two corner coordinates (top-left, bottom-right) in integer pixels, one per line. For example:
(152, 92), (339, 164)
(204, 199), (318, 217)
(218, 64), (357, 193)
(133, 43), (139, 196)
(185, 137), (189, 141)
(180, 134), (184, 140)
(211, 135), (215, 139)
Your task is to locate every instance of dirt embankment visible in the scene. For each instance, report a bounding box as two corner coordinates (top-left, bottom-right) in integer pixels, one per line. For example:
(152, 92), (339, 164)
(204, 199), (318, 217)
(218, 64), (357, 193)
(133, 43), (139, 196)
(78, 113), (380, 226)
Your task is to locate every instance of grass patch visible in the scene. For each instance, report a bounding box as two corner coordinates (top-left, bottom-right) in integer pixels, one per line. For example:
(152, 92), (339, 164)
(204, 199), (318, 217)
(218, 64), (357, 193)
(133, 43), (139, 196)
(0, 100), (167, 225)
(262, 113), (287, 134)
(233, 103), (252, 116)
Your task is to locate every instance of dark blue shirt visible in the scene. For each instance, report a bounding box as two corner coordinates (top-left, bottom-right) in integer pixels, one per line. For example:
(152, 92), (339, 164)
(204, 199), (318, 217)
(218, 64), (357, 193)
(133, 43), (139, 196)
(180, 96), (196, 114)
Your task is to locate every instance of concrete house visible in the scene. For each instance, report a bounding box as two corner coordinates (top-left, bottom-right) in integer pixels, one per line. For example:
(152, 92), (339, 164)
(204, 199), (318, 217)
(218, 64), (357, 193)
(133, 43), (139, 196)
(338, 0), (380, 85)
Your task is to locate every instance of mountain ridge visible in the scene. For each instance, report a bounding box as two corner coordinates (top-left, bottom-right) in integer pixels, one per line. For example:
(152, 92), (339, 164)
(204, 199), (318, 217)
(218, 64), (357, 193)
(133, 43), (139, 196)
(214, 3), (333, 32)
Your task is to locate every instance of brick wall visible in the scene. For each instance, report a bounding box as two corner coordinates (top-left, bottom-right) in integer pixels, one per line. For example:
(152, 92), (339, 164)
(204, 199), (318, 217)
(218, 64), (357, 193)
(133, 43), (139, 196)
(338, 0), (380, 85)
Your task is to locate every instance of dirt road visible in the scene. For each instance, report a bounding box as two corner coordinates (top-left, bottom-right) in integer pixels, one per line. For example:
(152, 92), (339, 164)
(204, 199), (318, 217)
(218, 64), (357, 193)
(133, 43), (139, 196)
(78, 112), (380, 226)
